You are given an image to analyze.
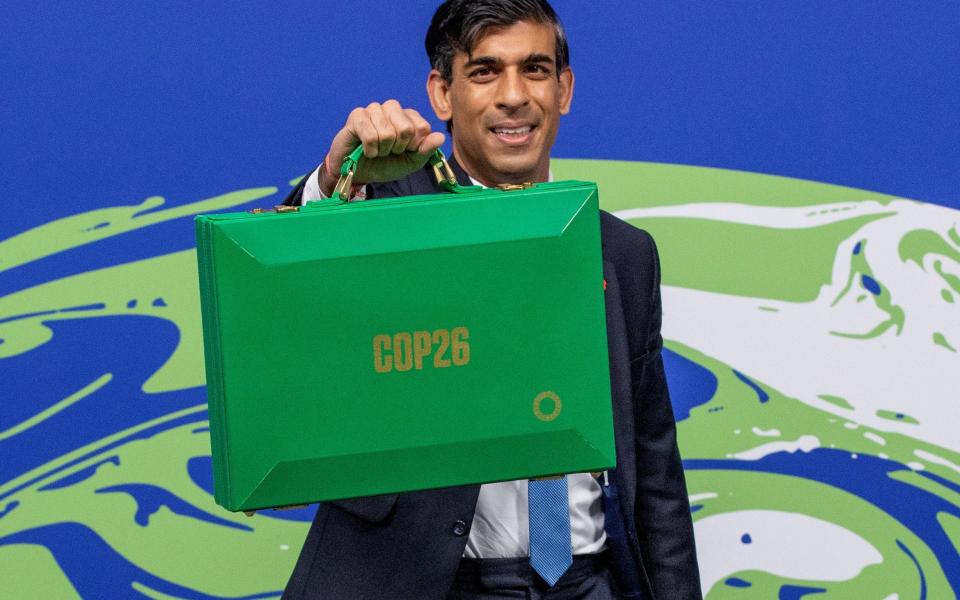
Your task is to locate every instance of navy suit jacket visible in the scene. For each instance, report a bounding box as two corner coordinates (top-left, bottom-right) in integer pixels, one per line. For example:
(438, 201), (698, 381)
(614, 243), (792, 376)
(279, 159), (701, 600)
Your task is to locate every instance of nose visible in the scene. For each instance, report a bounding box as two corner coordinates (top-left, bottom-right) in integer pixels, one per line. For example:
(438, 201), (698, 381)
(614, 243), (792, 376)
(495, 68), (530, 112)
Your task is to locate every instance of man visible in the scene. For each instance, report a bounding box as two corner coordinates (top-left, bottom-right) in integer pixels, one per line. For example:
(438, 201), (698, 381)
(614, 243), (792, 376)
(281, 2), (700, 598)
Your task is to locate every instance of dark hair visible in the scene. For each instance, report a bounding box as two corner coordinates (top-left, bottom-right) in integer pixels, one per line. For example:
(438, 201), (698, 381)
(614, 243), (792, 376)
(425, 0), (570, 83)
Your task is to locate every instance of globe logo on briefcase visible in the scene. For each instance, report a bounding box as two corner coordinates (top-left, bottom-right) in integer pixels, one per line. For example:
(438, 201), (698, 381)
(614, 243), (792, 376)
(533, 391), (562, 421)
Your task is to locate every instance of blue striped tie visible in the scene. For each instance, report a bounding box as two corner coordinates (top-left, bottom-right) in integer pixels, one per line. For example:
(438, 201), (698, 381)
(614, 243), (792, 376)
(528, 476), (573, 586)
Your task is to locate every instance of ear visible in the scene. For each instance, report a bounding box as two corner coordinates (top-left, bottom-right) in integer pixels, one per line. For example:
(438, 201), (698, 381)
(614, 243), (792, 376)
(427, 69), (453, 121)
(558, 66), (574, 115)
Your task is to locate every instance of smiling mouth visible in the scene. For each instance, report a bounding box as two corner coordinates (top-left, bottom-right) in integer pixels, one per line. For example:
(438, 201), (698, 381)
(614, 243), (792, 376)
(491, 125), (536, 144)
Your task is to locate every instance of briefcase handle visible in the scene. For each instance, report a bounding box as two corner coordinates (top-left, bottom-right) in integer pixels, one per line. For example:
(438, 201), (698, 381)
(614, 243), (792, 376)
(332, 145), (482, 201)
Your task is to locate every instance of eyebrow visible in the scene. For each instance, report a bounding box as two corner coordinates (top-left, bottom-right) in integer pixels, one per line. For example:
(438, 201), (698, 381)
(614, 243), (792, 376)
(464, 53), (556, 70)
(523, 53), (555, 66)
(464, 56), (500, 69)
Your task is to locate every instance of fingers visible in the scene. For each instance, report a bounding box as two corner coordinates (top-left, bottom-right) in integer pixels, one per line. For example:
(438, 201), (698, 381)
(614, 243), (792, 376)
(382, 101), (417, 155)
(417, 131), (446, 156)
(342, 106), (379, 160)
(329, 101), (440, 185)
(344, 100), (435, 159)
(366, 102), (396, 157)
(404, 108), (434, 154)
(342, 104), (389, 159)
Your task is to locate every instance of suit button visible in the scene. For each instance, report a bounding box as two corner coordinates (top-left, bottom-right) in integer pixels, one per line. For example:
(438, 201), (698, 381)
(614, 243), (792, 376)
(452, 520), (468, 536)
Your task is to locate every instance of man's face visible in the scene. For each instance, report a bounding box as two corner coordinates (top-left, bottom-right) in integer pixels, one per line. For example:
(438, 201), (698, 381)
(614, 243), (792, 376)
(427, 20), (574, 186)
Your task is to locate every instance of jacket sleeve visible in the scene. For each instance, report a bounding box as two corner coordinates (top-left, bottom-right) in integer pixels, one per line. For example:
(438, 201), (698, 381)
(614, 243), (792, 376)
(631, 234), (703, 599)
(282, 171), (310, 206)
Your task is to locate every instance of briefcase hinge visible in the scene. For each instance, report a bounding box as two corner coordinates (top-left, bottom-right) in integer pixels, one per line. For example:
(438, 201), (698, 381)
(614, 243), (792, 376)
(247, 205), (300, 215)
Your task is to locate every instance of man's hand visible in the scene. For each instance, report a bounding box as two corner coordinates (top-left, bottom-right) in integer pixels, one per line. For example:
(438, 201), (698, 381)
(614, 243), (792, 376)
(319, 100), (446, 196)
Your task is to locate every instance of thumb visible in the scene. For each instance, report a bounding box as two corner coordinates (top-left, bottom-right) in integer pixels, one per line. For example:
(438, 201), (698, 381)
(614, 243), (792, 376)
(416, 131), (446, 156)
(328, 127), (360, 174)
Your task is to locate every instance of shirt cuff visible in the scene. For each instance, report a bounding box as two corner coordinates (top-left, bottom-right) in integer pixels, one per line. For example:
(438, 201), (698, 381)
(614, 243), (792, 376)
(300, 165), (325, 205)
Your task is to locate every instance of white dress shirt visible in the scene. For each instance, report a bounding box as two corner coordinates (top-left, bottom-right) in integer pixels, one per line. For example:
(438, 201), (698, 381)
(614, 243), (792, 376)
(300, 161), (607, 558)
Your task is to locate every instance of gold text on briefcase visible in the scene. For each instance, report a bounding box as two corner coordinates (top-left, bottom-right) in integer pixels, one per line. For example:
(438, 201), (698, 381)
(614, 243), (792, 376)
(373, 327), (471, 373)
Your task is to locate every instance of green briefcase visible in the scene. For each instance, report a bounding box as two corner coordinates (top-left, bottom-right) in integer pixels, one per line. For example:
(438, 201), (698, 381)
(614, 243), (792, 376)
(195, 149), (615, 512)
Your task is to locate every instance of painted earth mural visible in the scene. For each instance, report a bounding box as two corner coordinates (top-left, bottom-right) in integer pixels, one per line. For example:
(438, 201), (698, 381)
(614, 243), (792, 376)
(1, 160), (958, 599)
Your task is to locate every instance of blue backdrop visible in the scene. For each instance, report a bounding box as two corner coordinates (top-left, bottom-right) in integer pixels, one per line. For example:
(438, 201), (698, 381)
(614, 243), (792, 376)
(2, 2), (958, 598)
(3, 0), (958, 236)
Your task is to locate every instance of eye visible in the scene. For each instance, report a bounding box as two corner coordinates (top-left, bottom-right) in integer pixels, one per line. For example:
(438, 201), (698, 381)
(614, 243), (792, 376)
(525, 64), (552, 78)
(469, 67), (496, 82)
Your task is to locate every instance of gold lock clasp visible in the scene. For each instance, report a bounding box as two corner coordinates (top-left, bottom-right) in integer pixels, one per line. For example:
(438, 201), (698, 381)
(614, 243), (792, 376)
(496, 182), (534, 191)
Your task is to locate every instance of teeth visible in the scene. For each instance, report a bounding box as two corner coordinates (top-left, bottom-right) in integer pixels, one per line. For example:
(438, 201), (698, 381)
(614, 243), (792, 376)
(494, 127), (531, 135)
